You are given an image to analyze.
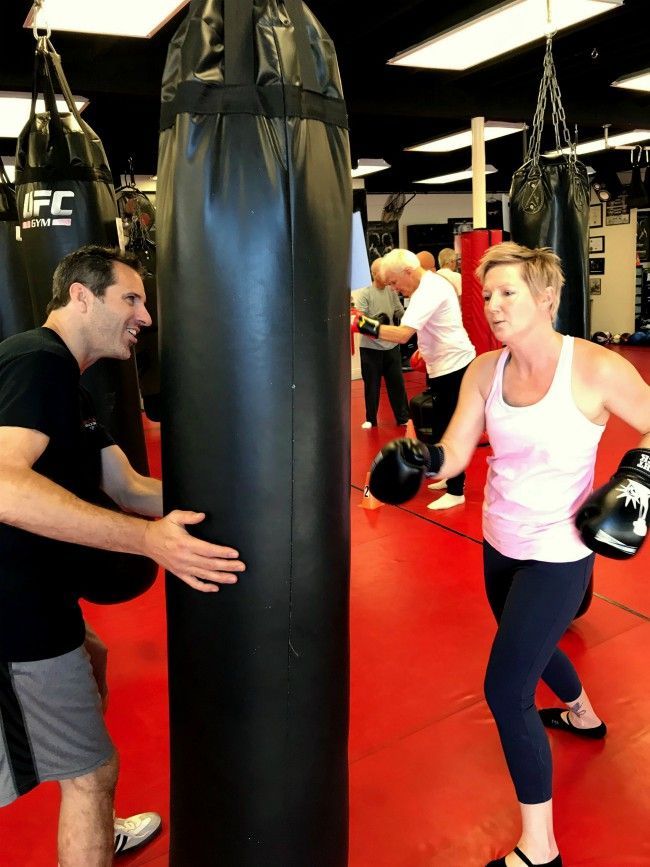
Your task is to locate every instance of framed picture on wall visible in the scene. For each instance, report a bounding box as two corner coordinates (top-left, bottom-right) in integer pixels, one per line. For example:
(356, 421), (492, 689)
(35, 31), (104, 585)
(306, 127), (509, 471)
(589, 204), (603, 228)
(589, 277), (601, 295)
(589, 257), (605, 275)
(588, 235), (605, 254)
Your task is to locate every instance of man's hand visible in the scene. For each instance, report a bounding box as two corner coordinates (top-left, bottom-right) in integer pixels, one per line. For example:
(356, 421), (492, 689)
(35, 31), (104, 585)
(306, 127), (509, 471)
(143, 510), (245, 592)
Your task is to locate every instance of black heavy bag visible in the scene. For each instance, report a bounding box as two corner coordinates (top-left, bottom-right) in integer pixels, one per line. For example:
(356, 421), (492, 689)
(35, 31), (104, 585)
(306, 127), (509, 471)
(15, 38), (156, 603)
(117, 185), (161, 421)
(510, 37), (590, 338)
(14, 38), (149, 474)
(0, 156), (34, 339)
(628, 146), (649, 209)
(157, 2), (351, 865)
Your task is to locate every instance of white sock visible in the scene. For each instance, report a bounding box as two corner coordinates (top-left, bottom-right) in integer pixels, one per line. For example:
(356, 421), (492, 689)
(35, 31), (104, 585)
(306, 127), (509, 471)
(427, 479), (447, 491)
(427, 493), (465, 511)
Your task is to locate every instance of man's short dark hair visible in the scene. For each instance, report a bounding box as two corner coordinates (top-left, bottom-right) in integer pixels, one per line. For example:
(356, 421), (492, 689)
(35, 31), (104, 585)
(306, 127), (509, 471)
(47, 245), (145, 314)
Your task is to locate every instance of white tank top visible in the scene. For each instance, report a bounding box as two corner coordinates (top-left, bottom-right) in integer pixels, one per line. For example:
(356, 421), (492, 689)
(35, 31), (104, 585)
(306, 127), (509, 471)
(483, 335), (605, 562)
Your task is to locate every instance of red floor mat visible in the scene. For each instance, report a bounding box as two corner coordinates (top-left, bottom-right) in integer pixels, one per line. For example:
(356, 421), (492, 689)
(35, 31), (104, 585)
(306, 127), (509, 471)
(1, 349), (649, 866)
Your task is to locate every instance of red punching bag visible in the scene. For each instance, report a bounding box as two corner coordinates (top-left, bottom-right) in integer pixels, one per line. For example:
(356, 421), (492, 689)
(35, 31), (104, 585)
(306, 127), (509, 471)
(461, 229), (503, 356)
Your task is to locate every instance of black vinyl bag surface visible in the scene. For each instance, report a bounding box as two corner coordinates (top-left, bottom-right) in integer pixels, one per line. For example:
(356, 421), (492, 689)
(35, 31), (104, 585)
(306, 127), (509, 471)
(157, 1), (351, 864)
(14, 39), (156, 601)
(0, 156), (34, 340)
(14, 39), (149, 474)
(510, 38), (590, 338)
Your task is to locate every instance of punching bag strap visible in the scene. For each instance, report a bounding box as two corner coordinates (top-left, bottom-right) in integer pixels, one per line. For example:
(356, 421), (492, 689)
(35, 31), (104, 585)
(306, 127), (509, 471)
(29, 41), (69, 173)
(46, 39), (87, 130)
(283, 0), (320, 94)
(223, 0), (255, 85)
(0, 154), (10, 186)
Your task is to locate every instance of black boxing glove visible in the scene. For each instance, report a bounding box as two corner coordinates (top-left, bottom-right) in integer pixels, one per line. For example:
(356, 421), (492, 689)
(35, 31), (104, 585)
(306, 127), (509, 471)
(575, 448), (650, 560)
(351, 312), (388, 338)
(369, 438), (443, 505)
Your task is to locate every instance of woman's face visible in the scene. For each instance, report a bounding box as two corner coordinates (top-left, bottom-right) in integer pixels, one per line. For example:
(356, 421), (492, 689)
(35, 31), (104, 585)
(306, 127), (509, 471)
(481, 263), (551, 341)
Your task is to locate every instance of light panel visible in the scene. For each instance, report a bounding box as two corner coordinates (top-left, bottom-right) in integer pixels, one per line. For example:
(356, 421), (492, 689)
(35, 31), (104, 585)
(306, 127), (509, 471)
(351, 159), (391, 178)
(24, 0), (190, 38)
(389, 0), (622, 71)
(414, 165), (498, 185)
(0, 91), (89, 139)
(544, 129), (650, 157)
(406, 122), (526, 153)
(611, 69), (650, 93)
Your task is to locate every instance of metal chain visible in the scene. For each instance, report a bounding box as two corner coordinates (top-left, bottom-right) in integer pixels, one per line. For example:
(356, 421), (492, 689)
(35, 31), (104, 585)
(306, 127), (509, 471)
(526, 36), (574, 164)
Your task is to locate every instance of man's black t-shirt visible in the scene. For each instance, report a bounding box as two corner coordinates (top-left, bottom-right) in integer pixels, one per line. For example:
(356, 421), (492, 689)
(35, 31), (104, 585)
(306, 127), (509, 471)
(0, 328), (113, 661)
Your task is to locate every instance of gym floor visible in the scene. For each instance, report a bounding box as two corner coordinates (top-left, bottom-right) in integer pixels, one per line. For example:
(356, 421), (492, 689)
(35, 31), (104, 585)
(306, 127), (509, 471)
(1, 346), (649, 866)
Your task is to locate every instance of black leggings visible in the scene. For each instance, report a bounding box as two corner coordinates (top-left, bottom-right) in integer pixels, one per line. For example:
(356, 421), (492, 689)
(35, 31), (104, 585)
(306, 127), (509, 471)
(483, 541), (594, 804)
(426, 364), (469, 495)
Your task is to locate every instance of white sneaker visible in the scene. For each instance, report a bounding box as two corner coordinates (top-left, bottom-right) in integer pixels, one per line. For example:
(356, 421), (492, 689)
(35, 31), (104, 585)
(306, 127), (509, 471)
(114, 812), (162, 856)
(427, 479), (447, 491)
(427, 493), (465, 511)
(361, 421), (373, 429)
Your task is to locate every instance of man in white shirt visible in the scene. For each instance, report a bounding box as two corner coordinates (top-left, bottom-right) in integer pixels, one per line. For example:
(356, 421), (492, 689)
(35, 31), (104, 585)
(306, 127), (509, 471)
(354, 248), (475, 510)
(437, 248), (462, 298)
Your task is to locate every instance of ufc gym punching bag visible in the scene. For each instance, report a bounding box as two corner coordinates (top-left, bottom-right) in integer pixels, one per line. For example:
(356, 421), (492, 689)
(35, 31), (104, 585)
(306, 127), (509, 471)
(14, 38), (157, 606)
(157, 2), (351, 865)
(14, 38), (149, 474)
(0, 156), (34, 340)
(510, 38), (590, 338)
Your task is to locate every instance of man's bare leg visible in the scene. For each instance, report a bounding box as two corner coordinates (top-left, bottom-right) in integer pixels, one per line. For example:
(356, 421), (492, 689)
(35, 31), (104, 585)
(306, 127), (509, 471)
(58, 752), (119, 867)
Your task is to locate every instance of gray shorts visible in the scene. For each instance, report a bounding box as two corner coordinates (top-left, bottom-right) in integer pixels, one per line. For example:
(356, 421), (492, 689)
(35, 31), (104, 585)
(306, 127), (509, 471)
(0, 645), (115, 807)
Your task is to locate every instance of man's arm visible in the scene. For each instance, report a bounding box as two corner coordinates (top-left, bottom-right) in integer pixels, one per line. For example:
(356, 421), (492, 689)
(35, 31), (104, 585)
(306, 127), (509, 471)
(0, 426), (245, 593)
(376, 323), (416, 344)
(101, 444), (162, 517)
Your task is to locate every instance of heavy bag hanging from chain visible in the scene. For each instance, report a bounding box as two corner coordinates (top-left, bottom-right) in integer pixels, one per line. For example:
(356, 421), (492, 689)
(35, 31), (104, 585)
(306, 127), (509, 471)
(0, 156), (34, 340)
(510, 37), (590, 338)
(157, 1), (351, 864)
(14, 38), (156, 604)
(14, 36), (150, 474)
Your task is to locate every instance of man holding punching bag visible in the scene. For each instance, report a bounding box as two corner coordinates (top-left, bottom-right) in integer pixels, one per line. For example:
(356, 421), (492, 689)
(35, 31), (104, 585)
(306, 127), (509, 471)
(0, 245), (245, 865)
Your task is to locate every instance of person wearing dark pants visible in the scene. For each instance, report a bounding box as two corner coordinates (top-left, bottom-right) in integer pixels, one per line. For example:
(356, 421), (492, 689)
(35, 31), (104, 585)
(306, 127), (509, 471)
(363, 248), (475, 510)
(355, 258), (409, 429)
(426, 364), (470, 499)
(362, 241), (650, 866)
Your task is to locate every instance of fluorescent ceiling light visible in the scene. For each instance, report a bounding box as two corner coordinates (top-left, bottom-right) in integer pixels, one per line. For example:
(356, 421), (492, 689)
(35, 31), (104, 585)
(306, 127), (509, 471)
(351, 159), (391, 178)
(545, 129), (650, 157)
(24, 0), (190, 38)
(406, 122), (526, 153)
(389, 0), (622, 71)
(611, 68), (650, 93)
(414, 165), (498, 185)
(1, 157), (16, 183)
(0, 91), (89, 138)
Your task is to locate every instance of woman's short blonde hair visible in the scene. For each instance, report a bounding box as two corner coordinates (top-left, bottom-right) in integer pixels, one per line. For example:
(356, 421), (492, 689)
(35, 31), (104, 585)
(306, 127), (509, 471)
(475, 242), (564, 323)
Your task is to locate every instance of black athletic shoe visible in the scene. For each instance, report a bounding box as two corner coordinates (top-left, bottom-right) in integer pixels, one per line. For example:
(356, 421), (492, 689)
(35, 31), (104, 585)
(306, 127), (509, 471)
(486, 846), (562, 866)
(539, 707), (607, 739)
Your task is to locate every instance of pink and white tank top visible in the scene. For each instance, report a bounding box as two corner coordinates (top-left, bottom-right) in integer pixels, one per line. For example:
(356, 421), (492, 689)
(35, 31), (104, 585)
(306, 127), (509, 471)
(483, 335), (605, 562)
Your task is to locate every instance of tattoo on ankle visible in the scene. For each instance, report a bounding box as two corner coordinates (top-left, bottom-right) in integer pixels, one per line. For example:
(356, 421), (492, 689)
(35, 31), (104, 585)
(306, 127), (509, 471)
(569, 700), (586, 717)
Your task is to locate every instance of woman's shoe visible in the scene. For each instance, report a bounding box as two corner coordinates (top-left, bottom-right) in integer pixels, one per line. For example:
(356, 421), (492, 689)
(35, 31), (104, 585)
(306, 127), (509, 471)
(539, 707), (607, 739)
(486, 846), (562, 866)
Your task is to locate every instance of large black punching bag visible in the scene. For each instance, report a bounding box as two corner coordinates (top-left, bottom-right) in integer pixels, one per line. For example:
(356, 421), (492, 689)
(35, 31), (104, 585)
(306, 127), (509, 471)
(14, 38), (149, 474)
(510, 38), (590, 338)
(157, 2), (351, 865)
(0, 156), (34, 339)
